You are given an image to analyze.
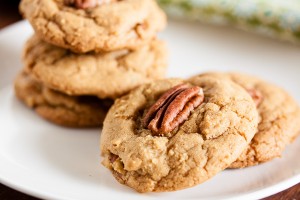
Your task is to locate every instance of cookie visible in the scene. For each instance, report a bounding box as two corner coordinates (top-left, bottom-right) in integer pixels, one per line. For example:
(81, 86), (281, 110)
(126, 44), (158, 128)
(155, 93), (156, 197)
(15, 71), (112, 127)
(100, 77), (258, 192)
(23, 35), (167, 99)
(194, 72), (300, 168)
(19, 0), (166, 53)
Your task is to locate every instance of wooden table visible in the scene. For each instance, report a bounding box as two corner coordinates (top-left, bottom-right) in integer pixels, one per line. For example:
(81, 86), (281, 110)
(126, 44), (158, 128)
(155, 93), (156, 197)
(0, 1), (299, 200)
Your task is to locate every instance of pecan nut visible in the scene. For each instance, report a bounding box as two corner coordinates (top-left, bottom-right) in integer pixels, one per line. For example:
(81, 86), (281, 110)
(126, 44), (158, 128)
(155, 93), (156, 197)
(109, 153), (119, 163)
(109, 153), (125, 174)
(143, 84), (204, 135)
(247, 88), (262, 106)
(64, 0), (113, 9)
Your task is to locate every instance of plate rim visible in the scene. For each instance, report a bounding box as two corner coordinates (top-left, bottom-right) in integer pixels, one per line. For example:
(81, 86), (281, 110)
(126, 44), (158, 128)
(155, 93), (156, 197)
(0, 150), (299, 200)
(0, 21), (299, 200)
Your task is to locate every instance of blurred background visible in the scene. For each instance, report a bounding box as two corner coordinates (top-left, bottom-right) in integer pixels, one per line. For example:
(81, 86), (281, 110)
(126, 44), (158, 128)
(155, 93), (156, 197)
(158, 0), (300, 45)
(0, 0), (299, 200)
(0, 1), (22, 28)
(2, 0), (300, 45)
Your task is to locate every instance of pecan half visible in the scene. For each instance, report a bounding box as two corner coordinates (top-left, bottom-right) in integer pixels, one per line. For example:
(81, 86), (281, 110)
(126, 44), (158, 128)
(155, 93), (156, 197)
(109, 153), (125, 174)
(64, 0), (114, 9)
(109, 153), (119, 163)
(247, 88), (263, 106)
(143, 84), (204, 135)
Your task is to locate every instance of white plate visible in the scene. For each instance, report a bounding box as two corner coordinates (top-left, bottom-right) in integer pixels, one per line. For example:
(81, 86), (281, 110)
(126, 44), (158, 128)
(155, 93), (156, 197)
(0, 21), (299, 200)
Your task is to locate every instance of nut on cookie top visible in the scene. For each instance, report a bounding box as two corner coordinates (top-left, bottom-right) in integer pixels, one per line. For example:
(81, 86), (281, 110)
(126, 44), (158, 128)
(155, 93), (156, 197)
(101, 77), (259, 192)
(64, 0), (117, 9)
(19, 0), (167, 53)
(195, 72), (300, 168)
(142, 83), (204, 135)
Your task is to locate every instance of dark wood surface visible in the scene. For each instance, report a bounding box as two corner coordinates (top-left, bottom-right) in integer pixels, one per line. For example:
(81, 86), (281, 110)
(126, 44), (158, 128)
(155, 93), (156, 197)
(0, 1), (299, 200)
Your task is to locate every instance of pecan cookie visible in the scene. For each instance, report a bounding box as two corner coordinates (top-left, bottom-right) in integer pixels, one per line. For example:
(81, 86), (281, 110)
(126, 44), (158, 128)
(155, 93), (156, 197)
(15, 71), (112, 127)
(23, 35), (167, 99)
(19, 0), (166, 53)
(100, 77), (259, 192)
(195, 72), (300, 168)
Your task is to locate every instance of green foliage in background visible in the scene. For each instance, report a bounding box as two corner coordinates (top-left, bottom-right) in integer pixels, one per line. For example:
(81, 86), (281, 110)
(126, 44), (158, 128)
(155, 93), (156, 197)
(158, 0), (300, 44)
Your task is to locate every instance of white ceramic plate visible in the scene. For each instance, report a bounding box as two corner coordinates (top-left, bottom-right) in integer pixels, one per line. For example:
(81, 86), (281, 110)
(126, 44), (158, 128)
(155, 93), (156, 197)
(0, 21), (299, 200)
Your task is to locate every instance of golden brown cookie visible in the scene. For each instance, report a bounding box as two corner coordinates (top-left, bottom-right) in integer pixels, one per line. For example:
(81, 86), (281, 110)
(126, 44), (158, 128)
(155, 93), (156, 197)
(23, 35), (168, 99)
(15, 70), (112, 127)
(194, 72), (300, 168)
(19, 0), (166, 53)
(100, 77), (259, 192)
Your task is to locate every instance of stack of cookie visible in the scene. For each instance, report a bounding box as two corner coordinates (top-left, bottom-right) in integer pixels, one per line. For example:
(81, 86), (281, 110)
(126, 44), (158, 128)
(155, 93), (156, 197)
(16, 0), (167, 127)
(101, 73), (300, 192)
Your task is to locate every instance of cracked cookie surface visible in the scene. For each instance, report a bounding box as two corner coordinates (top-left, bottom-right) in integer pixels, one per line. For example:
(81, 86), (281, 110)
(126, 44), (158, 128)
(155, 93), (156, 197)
(100, 77), (258, 192)
(23, 35), (167, 99)
(196, 72), (300, 168)
(19, 0), (166, 53)
(15, 71), (112, 127)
